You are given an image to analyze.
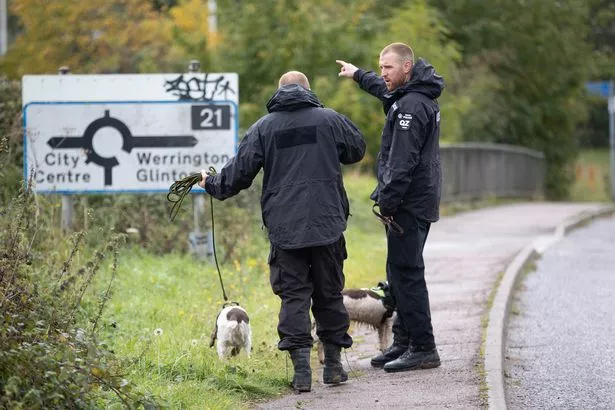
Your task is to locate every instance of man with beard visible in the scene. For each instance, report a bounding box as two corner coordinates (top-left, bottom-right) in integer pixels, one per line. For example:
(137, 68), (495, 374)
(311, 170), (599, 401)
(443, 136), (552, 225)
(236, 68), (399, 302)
(337, 42), (444, 373)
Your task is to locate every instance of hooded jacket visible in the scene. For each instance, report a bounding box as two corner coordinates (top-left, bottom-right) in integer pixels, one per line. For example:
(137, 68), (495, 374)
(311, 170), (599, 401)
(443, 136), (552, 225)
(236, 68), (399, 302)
(205, 84), (366, 249)
(353, 58), (444, 222)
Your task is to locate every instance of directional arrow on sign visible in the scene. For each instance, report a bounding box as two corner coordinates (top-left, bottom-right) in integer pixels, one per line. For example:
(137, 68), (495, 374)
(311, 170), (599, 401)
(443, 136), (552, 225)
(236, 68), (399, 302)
(47, 135), (198, 149)
(46, 109), (199, 186)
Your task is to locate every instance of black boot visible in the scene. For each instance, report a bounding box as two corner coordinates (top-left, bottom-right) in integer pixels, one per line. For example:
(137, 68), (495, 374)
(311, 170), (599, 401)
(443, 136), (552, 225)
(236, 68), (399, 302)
(322, 343), (348, 384)
(383, 346), (440, 373)
(289, 348), (312, 392)
(370, 344), (408, 368)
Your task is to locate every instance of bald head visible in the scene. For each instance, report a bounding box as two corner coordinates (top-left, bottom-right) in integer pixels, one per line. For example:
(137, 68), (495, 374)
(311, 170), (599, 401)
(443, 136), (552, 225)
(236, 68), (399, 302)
(278, 71), (310, 90)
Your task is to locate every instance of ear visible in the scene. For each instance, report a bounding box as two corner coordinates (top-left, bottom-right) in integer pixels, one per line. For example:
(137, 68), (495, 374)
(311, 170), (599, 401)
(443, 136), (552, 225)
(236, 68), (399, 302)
(404, 60), (413, 75)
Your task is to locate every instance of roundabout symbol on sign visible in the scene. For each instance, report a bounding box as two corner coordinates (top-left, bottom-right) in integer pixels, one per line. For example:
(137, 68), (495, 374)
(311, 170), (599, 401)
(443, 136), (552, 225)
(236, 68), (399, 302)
(47, 109), (198, 186)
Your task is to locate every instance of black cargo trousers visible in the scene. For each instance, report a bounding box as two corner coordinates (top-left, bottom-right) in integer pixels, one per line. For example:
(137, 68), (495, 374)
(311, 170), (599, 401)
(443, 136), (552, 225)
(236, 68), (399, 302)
(268, 235), (353, 351)
(386, 209), (436, 351)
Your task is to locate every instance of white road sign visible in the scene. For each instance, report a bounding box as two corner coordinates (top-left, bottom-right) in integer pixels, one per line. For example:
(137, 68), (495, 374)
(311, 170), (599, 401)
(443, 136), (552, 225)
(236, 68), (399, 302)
(22, 73), (238, 193)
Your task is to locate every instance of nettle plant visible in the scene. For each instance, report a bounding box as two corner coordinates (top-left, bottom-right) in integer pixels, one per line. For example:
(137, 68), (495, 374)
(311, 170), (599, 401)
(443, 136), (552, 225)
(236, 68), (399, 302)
(0, 182), (158, 409)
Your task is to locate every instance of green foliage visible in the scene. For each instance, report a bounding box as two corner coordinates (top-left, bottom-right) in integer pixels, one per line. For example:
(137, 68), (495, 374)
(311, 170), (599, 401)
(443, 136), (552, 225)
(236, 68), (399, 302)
(431, 0), (594, 199)
(71, 174), (265, 259)
(0, 182), (158, 408)
(216, 0), (386, 123)
(577, 95), (610, 148)
(0, 77), (23, 204)
(217, 0), (463, 168)
(371, 0), (466, 142)
(0, 0), (178, 77)
(588, 0), (615, 79)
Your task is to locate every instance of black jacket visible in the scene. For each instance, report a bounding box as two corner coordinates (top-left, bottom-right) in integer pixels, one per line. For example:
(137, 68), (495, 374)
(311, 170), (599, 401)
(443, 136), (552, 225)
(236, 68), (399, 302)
(353, 58), (444, 222)
(205, 84), (366, 249)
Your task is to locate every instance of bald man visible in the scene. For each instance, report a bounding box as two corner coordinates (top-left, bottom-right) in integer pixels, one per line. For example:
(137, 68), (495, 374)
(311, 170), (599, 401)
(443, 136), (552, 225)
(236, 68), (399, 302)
(200, 71), (365, 392)
(278, 70), (310, 89)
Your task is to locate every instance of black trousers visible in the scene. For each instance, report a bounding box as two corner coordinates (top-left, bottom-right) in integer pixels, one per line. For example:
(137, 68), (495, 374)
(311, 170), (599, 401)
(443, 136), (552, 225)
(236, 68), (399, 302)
(386, 209), (436, 350)
(268, 236), (353, 351)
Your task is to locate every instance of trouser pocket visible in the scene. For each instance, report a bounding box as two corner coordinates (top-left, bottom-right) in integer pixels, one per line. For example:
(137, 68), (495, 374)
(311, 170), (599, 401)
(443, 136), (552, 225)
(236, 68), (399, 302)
(268, 244), (283, 295)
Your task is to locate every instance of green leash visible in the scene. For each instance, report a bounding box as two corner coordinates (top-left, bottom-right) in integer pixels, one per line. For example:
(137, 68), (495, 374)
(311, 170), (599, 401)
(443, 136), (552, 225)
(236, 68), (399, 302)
(166, 172), (201, 222)
(166, 166), (217, 222)
(166, 167), (229, 302)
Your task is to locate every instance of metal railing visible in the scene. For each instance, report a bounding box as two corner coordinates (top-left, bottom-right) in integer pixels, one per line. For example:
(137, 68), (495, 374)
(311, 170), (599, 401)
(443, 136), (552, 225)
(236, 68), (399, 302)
(440, 143), (545, 202)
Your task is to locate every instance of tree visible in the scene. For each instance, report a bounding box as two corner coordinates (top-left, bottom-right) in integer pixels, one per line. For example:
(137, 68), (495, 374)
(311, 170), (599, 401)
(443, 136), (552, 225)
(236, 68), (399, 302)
(214, 0), (387, 163)
(0, 0), (178, 76)
(429, 0), (593, 199)
(588, 0), (615, 79)
(215, 0), (463, 167)
(577, 0), (615, 148)
(371, 0), (464, 142)
(168, 0), (221, 71)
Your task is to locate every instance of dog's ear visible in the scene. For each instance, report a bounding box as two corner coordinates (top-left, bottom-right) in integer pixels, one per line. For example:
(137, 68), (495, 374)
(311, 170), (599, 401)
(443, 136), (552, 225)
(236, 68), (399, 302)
(209, 322), (218, 347)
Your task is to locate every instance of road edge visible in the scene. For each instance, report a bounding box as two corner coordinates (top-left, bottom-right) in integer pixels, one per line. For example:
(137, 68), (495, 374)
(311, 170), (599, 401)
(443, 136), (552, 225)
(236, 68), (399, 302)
(484, 204), (615, 409)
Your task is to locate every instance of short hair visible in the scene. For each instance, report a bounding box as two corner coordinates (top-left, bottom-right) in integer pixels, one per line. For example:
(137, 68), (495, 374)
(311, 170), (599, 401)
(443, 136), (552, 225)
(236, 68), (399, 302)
(278, 71), (310, 89)
(380, 42), (415, 65)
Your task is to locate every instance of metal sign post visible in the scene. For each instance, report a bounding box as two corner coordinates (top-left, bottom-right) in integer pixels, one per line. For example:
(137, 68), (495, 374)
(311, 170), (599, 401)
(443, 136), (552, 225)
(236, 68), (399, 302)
(586, 80), (615, 201)
(609, 85), (615, 201)
(58, 66), (74, 232)
(0, 0), (7, 56)
(187, 60), (212, 261)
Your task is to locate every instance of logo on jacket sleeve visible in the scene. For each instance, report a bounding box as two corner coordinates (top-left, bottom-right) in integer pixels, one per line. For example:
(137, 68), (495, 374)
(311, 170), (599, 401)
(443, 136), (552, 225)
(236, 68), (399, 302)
(396, 113), (413, 130)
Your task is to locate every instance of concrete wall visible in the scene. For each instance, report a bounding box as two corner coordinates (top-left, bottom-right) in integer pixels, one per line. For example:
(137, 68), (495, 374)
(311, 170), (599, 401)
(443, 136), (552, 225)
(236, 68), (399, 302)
(441, 143), (545, 202)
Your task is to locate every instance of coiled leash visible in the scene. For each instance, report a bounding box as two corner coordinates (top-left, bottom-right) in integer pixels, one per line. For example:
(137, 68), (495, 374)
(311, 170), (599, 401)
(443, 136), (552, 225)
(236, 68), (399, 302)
(167, 173), (201, 222)
(166, 166), (230, 303)
(372, 204), (404, 235)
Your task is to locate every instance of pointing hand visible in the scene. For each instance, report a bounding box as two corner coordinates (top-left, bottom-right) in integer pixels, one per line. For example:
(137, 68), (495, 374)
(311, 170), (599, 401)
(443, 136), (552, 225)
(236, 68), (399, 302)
(336, 60), (358, 78)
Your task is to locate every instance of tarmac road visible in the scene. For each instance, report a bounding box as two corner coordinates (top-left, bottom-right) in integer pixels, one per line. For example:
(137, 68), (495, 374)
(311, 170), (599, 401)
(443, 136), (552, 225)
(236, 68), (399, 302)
(505, 216), (615, 409)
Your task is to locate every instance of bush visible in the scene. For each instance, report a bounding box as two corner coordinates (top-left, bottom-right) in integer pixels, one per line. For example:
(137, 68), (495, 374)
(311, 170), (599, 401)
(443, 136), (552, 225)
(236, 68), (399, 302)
(0, 179), (158, 408)
(577, 95), (610, 149)
(0, 76), (23, 204)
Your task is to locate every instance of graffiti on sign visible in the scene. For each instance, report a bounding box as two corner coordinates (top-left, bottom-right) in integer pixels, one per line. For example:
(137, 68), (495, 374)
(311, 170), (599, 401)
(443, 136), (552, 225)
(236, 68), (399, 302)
(164, 73), (236, 101)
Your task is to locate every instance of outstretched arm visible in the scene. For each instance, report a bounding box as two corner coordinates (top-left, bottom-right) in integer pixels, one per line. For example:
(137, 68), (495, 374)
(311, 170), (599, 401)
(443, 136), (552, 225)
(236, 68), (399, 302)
(199, 123), (264, 200)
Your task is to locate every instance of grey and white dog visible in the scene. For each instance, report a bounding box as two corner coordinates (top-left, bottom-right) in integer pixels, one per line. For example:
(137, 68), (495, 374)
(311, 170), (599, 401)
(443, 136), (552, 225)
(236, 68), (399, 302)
(314, 281), (395, 363)
(210, 303), (252, 359)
